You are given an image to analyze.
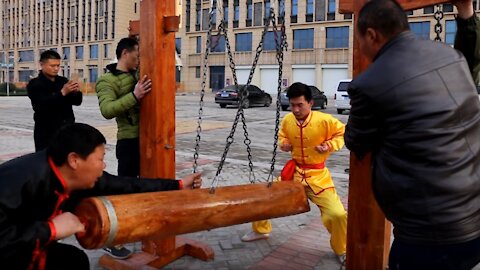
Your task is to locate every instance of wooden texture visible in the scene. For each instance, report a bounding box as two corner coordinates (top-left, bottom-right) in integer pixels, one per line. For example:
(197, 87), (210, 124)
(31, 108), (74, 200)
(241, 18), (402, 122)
(137, 0), (178, 265)
(339, 0), (451, 13)
(75, 181), (310, 249)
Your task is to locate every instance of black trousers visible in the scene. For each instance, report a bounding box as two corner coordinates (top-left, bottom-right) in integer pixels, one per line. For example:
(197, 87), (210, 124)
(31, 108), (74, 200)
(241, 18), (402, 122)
(116, 137), (140, 177)
(45, 242), (90, 270)
(389, 236), (480, 270)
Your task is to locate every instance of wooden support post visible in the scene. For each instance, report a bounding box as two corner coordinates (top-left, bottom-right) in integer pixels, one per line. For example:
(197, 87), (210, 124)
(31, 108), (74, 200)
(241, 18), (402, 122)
(339, 0), (455, 269)
(98, 0), (214, 269)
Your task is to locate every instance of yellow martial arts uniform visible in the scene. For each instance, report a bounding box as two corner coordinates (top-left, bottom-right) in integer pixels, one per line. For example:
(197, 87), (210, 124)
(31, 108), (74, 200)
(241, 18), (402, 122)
(252, 111), (347, 255)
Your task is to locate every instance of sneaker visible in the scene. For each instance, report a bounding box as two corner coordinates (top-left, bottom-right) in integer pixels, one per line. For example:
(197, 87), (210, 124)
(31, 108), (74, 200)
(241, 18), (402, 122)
(103, 245), (133, 260)
(337, 253), (346, 267)
(241, 231), (270, 242)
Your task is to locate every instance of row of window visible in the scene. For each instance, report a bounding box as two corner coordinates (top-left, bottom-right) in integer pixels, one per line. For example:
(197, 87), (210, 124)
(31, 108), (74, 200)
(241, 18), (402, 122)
(12, 43), (111, 62)
(177, 19), (458, 55)
(184, 0), (351, 32)
(178, 26), (350, 54)
(14, 66), (98, 83)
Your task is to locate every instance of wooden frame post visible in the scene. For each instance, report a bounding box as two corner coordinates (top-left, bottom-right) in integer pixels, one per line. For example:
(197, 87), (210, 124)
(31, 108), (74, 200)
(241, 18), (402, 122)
(98, 1), (214, 269)
(338, 1), (453, 269)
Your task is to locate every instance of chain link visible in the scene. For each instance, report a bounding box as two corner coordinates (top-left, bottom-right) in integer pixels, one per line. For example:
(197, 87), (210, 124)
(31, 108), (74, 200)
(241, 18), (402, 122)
(210, 10), (277, 191)
(267, 8), (288, 186)
(193, 3), (216, 174)
(434, 4), (444, 42)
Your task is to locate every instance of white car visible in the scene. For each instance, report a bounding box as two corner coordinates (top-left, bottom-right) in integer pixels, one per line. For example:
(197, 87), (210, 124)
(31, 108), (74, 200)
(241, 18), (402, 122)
(334, 79), (352, 114)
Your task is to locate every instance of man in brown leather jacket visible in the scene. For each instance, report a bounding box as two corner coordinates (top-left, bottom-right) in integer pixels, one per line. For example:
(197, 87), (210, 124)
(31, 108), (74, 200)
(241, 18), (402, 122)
(344, 1), (480, 269)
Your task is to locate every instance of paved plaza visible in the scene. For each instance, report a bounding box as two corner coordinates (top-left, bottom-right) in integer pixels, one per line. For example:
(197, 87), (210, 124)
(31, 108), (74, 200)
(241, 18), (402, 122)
(1, 95), (477, 270)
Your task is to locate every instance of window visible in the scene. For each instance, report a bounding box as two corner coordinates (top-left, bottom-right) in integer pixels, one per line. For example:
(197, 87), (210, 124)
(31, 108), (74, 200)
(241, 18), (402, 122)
(246, 0), (252, 27)
(62, 47), (70, 60)
(263, 31), (283, 51)
(89, 44), (98, 59)
(235, 33), (252, 51)
(265, 0), (270, 19)
(175, 38), (182, 54)
(254, 2), (262, 26)
(443, 4), (454, 12)
(234, 0), (240, 21)
(223, 0), (228, 23)
(445, 20), (457, 45)
(291, 0), (298, 16)
(306, 0), (313, 15)
(326, 26), (349, 48)
(196, 36), (202, 53)
(328, 0), (335, 13)
(293, 29), (314, 49)
(75, 46), (84, 59)
(210, 35), (225, 52)
(89, 66), (98, 82)
(306, 0), (314, 22)
(104, 44), (110, 58)
(19, 50), (34, 62)
(195, 66), (201, 78)
(202, 9), (209, 30)
(424, 5), (434, 14)
(327, 0), (335, 20)
(409, 21), (430, 40)
(19, 70), (34, 82)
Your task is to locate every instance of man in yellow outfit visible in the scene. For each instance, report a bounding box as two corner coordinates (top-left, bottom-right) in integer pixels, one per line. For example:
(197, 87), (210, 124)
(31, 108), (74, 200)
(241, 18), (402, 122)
(241, 82), (347, 264)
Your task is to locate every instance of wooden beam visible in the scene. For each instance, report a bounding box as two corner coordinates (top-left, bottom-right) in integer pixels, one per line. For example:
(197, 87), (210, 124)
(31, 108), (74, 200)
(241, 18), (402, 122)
(75, 182), (310, 249)
(339, 0), (452, 14)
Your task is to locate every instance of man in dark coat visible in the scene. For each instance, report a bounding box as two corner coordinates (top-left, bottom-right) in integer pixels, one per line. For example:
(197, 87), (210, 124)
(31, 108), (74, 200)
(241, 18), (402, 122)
(344, 0), (480, 269)
(0, 123), (202, 270)
(27, 50), (82, 151)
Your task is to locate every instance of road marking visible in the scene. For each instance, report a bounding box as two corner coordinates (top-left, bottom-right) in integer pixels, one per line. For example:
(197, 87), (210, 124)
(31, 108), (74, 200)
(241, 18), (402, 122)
(0, 124), (33, 133)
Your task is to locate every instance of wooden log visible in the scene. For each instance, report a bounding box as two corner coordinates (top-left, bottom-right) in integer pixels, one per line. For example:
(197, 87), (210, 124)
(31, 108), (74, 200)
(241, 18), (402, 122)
(75, 181), (310, 249)
(339, 0), (452, 14)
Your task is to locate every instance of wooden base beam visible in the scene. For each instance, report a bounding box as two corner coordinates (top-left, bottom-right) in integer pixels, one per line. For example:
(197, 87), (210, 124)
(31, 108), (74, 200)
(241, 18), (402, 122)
(98, 237), (214, 270)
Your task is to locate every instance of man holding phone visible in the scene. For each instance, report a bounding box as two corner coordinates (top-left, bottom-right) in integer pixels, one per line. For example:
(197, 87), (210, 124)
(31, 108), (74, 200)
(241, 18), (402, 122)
(27, 50), (83, 151)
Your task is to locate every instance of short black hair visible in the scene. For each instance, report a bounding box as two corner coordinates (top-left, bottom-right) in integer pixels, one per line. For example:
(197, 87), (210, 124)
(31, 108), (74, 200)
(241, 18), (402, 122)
(40, 50), (61, 62)
(47, 123), (106, 166)
(116, 37), (139, 60)
(357, 0), (409, 39)
(287, 82), (312, 102)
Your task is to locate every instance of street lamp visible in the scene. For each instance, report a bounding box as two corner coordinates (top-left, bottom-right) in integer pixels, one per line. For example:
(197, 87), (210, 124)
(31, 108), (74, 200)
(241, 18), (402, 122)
(4, 54), (15, 96)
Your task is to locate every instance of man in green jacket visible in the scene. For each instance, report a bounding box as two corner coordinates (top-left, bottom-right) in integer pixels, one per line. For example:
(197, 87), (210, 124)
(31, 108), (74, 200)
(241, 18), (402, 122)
(96, 37), (152, 259)
(454, 0), (480, 86)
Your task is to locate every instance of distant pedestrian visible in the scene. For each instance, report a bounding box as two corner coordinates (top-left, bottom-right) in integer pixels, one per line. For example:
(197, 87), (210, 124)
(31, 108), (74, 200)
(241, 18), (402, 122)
(27, 50), (82, 151)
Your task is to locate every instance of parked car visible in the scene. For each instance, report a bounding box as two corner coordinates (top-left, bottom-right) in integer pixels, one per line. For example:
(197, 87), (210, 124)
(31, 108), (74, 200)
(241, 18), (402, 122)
(334, 79), (352, 114)
(279, 85), (328, 111)
(215, 84), (272, 108)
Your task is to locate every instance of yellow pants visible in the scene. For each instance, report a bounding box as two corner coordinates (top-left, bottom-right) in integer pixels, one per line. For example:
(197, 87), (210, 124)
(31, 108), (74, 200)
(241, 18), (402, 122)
(251, 187), (347, 255)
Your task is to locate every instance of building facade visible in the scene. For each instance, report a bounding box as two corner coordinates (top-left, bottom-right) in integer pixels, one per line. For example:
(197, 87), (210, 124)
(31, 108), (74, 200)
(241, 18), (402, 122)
(0, 0), (141, 90)
(176, 0), (480, 97)
(1, 0), (479, 97)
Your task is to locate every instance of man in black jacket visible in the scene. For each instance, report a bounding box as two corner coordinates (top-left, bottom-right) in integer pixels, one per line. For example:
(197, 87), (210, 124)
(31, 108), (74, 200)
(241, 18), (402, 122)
(344, 0), (480, 269)
(27, 50), (83, 151)
(0, 123), (202, 270)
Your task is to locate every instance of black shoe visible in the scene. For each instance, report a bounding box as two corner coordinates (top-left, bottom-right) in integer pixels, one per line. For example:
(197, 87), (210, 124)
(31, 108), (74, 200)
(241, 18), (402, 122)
(103, 245), (132, 260)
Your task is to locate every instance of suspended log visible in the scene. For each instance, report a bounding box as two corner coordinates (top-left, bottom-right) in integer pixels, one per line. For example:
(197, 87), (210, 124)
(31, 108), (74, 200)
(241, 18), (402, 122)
(75, 181), (310, 249)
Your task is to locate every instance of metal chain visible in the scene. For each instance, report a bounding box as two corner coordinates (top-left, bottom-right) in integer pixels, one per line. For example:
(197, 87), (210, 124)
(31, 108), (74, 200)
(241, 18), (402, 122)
(434, 4), (444, 42)
(267, 7), (288, 185)
(193, 2), (216, 173)
(210, 10), (276, 192)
